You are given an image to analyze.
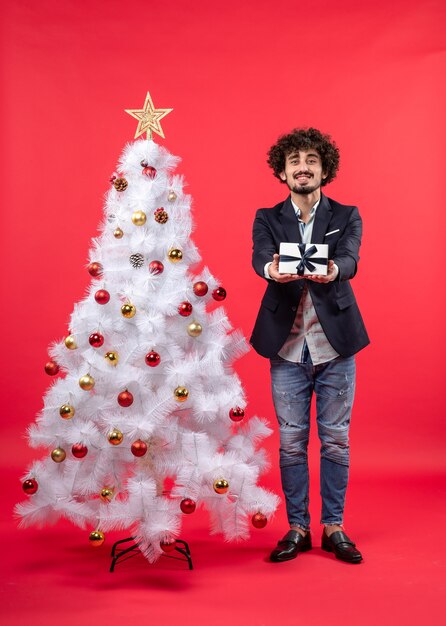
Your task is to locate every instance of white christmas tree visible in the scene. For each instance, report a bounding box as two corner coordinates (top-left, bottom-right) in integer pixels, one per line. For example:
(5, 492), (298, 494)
(16, 92), (279, 563)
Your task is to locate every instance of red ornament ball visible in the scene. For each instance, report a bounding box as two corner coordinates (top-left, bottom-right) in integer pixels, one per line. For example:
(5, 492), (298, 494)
(131, 440), (148, 457)
(94, 289), (110, 305)
(178, 301), (193, 317)
(118, 390), (133, 407)
(23, 478), (38, 495)
(180, 498), (196, 514)
(229, 407), (245, 422)
(252, 512), (268, 529)
(89, 332), (104, 348)
(44, 360), (59, 376)
(143, 166), (157, 179)
(72, 443), (88, 459)
(88, 262), (103, 278)
(160, 538), (176, 552)
(212, 287), (227, 301)
(145, 351), (161, 367)
(149, 260), (164, 275)
(193, 281), (208, 297)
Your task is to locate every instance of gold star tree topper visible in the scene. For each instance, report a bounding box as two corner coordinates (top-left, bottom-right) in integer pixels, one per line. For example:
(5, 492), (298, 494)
(125, 91), (173, 140)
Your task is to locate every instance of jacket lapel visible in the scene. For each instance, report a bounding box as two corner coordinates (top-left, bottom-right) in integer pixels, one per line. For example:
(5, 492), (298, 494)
(279, 196), (302, 243)
(311, 194), (332, 243)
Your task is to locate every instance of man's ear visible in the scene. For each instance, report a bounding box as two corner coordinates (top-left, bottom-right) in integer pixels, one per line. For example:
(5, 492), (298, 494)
(279, 171), (286, 181)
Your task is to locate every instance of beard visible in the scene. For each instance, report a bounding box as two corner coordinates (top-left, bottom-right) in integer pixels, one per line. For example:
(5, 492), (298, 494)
(289, 180), (321, 195)
(290, 183), (319, 195)
(285, 173), (321, 195)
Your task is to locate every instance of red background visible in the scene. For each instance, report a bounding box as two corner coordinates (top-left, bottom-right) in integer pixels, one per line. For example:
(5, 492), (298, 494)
(1, 1), (445, 625)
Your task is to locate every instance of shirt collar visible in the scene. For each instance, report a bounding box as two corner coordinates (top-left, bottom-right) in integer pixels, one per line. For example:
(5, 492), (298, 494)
(290, 197), (320, 220)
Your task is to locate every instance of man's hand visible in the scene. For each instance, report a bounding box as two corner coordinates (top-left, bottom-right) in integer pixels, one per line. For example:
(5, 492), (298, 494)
(268, 254), (304, 283)
(306, 260), (338, 283)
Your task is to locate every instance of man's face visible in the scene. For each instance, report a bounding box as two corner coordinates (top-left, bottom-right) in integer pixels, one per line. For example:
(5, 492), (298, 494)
(280, 149), (327, 195)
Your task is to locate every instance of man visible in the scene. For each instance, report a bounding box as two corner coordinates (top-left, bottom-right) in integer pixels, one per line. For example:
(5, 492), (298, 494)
(250, 127), (369, 564)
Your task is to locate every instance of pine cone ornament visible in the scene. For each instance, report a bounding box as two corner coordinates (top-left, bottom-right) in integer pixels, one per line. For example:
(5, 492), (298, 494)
(154, 208), (168, 224)
(129, 253), (144, 268)
(113, 177), (128, 192)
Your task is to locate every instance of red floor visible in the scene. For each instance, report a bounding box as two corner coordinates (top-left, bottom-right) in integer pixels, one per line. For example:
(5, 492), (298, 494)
(3, 466), (445, 626)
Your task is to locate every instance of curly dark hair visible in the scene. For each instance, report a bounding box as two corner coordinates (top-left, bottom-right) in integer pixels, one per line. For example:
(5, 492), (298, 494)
(267, 127), (340, 186)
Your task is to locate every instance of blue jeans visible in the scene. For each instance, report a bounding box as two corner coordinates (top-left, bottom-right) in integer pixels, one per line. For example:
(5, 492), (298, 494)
(270, 354), (356, 530)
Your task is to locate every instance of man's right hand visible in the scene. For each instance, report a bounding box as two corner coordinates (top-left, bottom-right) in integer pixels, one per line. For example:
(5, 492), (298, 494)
(268, 254), (303, 283)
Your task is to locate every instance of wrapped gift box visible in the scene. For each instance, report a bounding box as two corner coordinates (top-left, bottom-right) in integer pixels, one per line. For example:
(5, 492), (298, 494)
(278, 242), (329, 276)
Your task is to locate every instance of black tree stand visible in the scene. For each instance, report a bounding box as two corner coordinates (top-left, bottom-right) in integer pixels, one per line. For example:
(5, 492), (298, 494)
(110, 537), (193, 572)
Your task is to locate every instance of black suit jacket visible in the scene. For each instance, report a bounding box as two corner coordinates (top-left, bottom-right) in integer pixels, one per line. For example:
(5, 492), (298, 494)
(250, 193), (370, 358)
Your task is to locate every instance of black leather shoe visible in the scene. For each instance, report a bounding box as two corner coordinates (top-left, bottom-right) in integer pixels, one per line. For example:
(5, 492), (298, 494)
(270, 530), (312, 562)
(321, 529), (363, 563)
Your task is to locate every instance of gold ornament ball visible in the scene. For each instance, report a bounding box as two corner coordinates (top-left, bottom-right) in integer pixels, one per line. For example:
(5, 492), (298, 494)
(187, 321), (202, 337)
(64, 335), (77, 350)
(100, 487), (114, 502)
(59, 404), (75, 419)
(168, 248), (183, 263)
(89, 530), (105, 547)
(113, 227), (124, 239)
(104, 351), (119, 366)
(131, 210), (147, 226)
(79, 374), (95, 390)
(51, 447), (66, 463)
(167, 190), (177, 202)
(174, 386), (189, 402)
(108, 428), (124, 445)
(121, 303), (136, 318)
(213, 478), (229, 495)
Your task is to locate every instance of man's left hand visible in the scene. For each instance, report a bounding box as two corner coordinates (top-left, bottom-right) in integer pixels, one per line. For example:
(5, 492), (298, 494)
(306, 260), (338, 283)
